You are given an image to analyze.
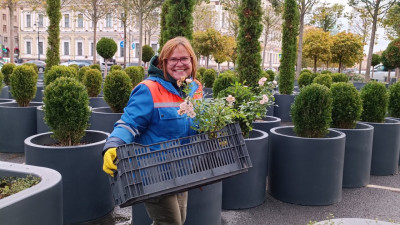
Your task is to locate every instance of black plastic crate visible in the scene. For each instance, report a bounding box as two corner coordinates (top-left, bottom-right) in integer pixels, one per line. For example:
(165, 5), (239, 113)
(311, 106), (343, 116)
(109, 123), (252, 207)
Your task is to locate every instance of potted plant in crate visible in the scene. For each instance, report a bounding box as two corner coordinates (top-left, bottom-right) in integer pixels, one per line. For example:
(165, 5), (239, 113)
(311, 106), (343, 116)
(330, 82), (374, 188)
(25, 77), (114, 224)
(268, 83), (346, 205)
(0, 65), (42, 153)
(89, 70), (132, 133)
(83, 68), (108, 108)
(361, 81), (400, 176)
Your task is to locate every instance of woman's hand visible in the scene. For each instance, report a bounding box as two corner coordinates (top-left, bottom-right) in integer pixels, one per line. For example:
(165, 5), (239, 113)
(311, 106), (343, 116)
(103, 147), (117, 176)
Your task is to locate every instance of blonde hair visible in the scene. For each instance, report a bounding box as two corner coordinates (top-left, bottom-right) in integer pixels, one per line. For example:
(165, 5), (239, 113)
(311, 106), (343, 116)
(158, 36), (197, 80)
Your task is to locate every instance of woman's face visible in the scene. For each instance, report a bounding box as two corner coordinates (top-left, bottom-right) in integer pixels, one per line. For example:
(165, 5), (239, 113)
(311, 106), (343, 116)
(166, 45), (193, 81)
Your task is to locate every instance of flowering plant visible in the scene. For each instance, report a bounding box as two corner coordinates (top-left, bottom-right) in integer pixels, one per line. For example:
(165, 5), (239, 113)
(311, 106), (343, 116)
(178, 77), (276, 138)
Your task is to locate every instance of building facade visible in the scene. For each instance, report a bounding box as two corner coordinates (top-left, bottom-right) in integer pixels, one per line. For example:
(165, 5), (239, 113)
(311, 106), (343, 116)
(0, 7), (20, 61)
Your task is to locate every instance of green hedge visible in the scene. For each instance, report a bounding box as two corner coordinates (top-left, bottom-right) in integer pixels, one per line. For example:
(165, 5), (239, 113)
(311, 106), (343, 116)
(10, 65), (38, 107)
(104, 70), (132, 113)
(212, 72), (239, 97)
(313, 74), (333, 88)
(202, 69), (216, 88)
(1, 63), (16, 86)
(83, 69), (103, 97)
(388, 82), (400, 118)
(124, 66), (144, 88)
(331, 82), (362, 129)
(44, 65), (77, 86)
(360, 82), (388, 123)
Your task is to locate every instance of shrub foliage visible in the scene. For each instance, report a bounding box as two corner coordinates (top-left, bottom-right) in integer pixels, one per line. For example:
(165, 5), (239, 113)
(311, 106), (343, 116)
(44, 65), (77, 86)
(83, 69), (103, 97)
(212, 72), (239, 97)
(1, 63), (16, 86)
(298, 72), (314, 88)
(360, 81), (388, 123)
(313, 74), (333, 88)
(331, 73), (349, 83)
(125, 66), (144, 88)
(331, 82), (362, 129)
(388, 82), (400, 118)
(10, 65), (38, 107)
(103, 70), (133, 113)
(202, 68), (216, 88)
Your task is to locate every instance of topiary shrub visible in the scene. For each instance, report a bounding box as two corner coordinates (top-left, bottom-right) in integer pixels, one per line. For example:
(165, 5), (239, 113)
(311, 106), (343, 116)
(9, 65), (38, 107)
(388, 82), (400, 118)
(103, 70), (133, 113)
(110, 65), (122, 72)
(313, 73), (333, 88)
(68, 64), (79, 73)
(78, 66), (90, 82)
(212, 72), (239, 97)
(24, 63), (39, 74)
(264, 70), (275, 81)
(0, 71), (4, 89)
(83, 69), (103, 97)
(124, 66), (144, 88)
(97, 37), (117, 76)
(360, 81), (388, 123)
(142, 45), (155, 65)
(298, 72), (314, 88)
(331, 82), (362, 129)
(1, 63), (16, 86)
(44, 65), (77, 86)
(43, 77), (90, 146)
(330, 73), (349, 83)
(300, 69), (312, 75)
(90, 64), (101, 71)
(202, 68), (216, 88)
(291, 83), (332, 138)
(197, 67), (206, 78)
(320, 70), (332, 74)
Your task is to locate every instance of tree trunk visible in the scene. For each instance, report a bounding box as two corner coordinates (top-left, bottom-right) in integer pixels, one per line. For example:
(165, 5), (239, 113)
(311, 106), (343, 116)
(358, 60), (362, 74)
(262, 27), (269, 70)
(206, 56), (209, 68)
(9, 5), (14, 64)
(388, 70), (391, 83)
(124, 22), (127, 69)
(313, 57), (317, 73)
(338, 59), (342, 73)
(104, 58), (108, 77)
(365, 1), (381, 81)
(93, 20), (98, 65)
(296, 5), (306, 79)
(138, 6), (143, 67)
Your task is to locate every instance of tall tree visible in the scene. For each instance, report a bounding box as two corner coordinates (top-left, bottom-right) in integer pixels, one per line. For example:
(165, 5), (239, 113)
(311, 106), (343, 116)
(46, 0), (61, 71)
(295, 0), (318, 78)
(192, 28), (222, 68)
(193, 4), (217, 32)
(309, 2), (344, 32)
(383, 2), (400, 40)
(144, 11), (160, 45)
(383, 38), (400, 79)
(349, 0), (397, 81)
(165, 0), (196, 41)
(331, 31), (364, 73)
(279, 0), (299, 94)
(220, 0), (240, 38)
(261, 2), (281, 70)
(72, 0), (112, 65)
(212, 35), (235, 72)
(302, 28), (332, 73)
(236, 0), (263, 88)
(159, 1), (168, 50)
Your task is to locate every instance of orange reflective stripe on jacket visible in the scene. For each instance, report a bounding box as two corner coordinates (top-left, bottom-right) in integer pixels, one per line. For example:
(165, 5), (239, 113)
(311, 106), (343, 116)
(141, 80), (183, 108)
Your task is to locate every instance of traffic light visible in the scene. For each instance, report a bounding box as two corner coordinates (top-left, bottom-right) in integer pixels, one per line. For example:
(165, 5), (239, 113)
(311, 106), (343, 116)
(2, 47), (7, 53)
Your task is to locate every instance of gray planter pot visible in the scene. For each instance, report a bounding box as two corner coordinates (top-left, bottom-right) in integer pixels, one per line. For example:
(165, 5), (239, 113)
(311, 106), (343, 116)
(222, 129), (268, 209)
(0, 86), (9, 98)
(0, 98), (14, 103)
(36, 106), (50, 133)
(0, 162), (63, 225)
(352, 82), (366, 90)
(363, 118), (400, 176)
(268, 126), (346, 205)
(89, 96), (108, 108)
(333, 122), (374, 188)
(31, 84), (44, 102)
(203, 87), (213, 99)
(273, 94), (296, 122)
(131, 182), (223, 225)
(0, 102), (43, 153)
(89, 107), (122, 133)
(24, 130), (114, 224)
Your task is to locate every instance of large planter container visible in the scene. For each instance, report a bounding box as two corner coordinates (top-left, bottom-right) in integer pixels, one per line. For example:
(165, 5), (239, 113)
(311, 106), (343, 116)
(89, 96), (108, 108)
(36, 106), (50, 133)
(132, 182), (223, 225)
(333, 122), (374, 188)
(203, 87), (213, 99)
(0, 86), (9, 98)
(273, 94), (296, 122)
(0, 162), (63, 225)
(222, 129), (268, 209)
(0, 102), (43, 153)
(352, 82), (366, 90)
(31, 84), (44, 102)
(268, 126), (346, 205)
(0, 98), (14, 103)
(89, 107), (122, 133)
(363, 118), (400, 176)
(24, 130), (114, 224)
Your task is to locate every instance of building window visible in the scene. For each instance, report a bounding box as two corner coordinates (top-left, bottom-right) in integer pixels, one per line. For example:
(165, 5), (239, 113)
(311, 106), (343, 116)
(4, 37), (7, 43)
(120, 46), (124, 57)
(90, 42), (94, 56)
(2, 25), (6, 32)
(2, 14), (6, 21)
(77, 42), (83, 56)
(64, 14), (69, 28)
(77, 14), (83, 28)
(64, 42), (69, 55)
(39, 41), (43, 55)
(106, 13), (112, 28)
(26, 41), (31, 54)
(38, 14), (44, 27)
(26, 14), (31, 27)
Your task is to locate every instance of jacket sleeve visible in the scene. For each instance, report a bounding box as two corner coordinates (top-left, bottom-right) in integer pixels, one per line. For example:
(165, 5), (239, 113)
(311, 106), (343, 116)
(106, 83), (154, 146)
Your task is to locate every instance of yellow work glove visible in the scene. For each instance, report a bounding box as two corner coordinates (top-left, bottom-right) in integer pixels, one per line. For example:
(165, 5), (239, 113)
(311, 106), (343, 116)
(103, 147), (117, 177)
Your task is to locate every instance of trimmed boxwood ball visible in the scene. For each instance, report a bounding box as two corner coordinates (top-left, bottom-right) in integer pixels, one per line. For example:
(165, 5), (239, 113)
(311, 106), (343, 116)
(110, 65), (122, 72)
(203, 68), (216, 88)
(212, 72), (239, 97)
(68, 64), (79, 73)
(124, 66), (144, 88)
(24, 63), (39, 74)
(313, 73), (333, 88)
(43, 77), (90, 146)
(10, 65), (38, 107)
(331, 73), (349, 83)
(78, 66), (90, 82)
(83, 69), (103, 97)
(197, 67), (206, 79)
(96, 38), (118, 61)
(298, 72), (314, 88)
(360, 81), (388, 123)
(1, 63), (16, 86)
(331, 82), (362, 129)
(264, 70), (275, 81)
(291, 83), (332, 138)
(300, 69), (312, 75)
(320, 70), (332, 74)
(89, 64), (101, 71)
(104, 70), (133, 113)
(388, 82), (400, 118)
(142, 45), (155, 64)
(44, 65), (77, 86)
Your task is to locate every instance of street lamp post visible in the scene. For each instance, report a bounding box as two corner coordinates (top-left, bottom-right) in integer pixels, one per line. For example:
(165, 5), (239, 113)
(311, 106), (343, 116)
(34, 22), (40, 60)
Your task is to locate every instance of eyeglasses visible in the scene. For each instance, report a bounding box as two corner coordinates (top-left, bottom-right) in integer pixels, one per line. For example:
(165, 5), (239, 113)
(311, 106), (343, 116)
(166, 56), (191, 66)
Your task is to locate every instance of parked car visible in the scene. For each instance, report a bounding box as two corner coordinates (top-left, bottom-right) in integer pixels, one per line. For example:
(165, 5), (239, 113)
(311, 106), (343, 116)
(60, 60), (92, 68)
(24, 60), (46, 73)
(100, 62), (115, 72)
(361, 64), (392, 82)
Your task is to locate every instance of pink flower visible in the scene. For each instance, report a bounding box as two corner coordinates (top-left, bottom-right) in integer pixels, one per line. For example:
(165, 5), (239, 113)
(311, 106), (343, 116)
(273, 80), (277, 85)
(177, 79), (183, 87)
(259, 99), (266, 104)
(258, 77), (268, 86)
(262, 94), (269, 102)
(187, 111), (196, 118)
(185, 79), (192, 83)
(226, 95), (235, 104)
(177, 109), (185, 115)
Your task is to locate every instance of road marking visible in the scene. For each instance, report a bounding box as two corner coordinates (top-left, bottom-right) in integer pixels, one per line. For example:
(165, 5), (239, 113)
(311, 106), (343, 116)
(367, 184), (400, 193)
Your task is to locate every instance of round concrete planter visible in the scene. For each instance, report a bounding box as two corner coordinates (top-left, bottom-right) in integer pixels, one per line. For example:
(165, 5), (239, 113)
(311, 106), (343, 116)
(268, 126), (346, 205)
(363, 118), (400, 176)
(89, 96), (108, 108)
(203, 87), (213, 99)
(315, 218), (397, 225)
(0, 86), (9, 98)
(333, 122), (374, 188)
(273, 93), (296, 122)
(31, 84), (44, 102)
(0, 98), (14, 103)
(0, 102), (43, 153)
(89, 107), (122, 133)
(222, 129), (268, 209)
(352, 82), (366, 90)
(24, 130), (114, 224)
(0, 162), (63, 225)
(131, 182), (223, 225)
(36, 106), (50, 133)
